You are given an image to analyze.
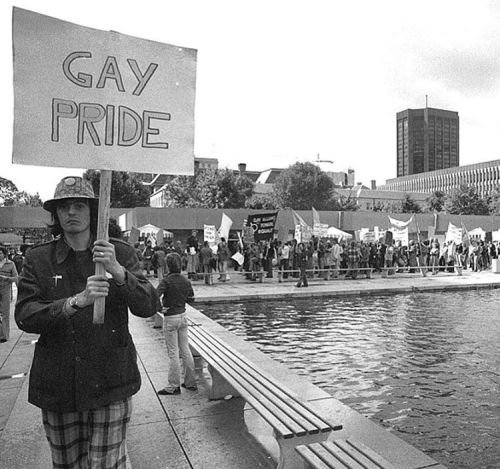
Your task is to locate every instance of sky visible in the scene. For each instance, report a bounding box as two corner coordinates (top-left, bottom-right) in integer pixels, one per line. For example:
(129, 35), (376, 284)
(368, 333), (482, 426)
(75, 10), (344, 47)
(2, 0), (500, 202)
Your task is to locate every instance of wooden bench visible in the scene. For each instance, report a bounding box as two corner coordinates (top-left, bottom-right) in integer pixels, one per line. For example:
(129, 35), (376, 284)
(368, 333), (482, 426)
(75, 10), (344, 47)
(187, 319), (343, 469)
(296, 439), (396, 469)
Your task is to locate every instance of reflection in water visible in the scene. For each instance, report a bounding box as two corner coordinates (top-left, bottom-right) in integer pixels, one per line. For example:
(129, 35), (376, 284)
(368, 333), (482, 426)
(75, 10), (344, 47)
(200, 290), (500, 469)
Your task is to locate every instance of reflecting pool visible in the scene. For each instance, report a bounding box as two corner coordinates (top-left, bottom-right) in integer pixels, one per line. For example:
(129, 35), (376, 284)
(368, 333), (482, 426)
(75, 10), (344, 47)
(199, 290), (500, 469)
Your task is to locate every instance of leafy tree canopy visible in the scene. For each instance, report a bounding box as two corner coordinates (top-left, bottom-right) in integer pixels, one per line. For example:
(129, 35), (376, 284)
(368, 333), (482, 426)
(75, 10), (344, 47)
(424, 190), (447, 213)
(400, 193), (422, 213)
(0, 177), (42, 207)
(84, 170), (151, 208)
(161, 168), (255, 208)
(272, 162), (334, 210)
(445, 184), (490, 215)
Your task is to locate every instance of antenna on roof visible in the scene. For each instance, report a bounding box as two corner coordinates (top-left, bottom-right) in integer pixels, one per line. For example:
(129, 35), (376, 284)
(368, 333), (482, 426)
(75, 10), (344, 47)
(425, 94), (428, 108)
(314, 153), (334, 165)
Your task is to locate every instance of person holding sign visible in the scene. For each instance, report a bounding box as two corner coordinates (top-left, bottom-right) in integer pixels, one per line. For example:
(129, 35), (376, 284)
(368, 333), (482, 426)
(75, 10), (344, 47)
(15, 176), (158, 469)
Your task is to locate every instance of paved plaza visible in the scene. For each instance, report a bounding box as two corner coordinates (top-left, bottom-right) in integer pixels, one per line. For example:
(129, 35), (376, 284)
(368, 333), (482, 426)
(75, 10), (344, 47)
(1, 269), (497, 468)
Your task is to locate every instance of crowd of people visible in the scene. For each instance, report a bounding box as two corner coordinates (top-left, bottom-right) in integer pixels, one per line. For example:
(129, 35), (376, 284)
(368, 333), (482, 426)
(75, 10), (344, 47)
(130, 231), (499, 286)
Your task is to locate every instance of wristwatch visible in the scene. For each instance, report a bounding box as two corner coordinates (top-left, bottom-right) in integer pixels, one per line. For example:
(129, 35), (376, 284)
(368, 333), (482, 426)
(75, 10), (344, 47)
(68, 295), (84, 310)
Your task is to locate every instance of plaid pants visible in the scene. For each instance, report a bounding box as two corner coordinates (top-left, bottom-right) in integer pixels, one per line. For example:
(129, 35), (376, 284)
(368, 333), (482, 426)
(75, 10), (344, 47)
(42, 398), (132, 469)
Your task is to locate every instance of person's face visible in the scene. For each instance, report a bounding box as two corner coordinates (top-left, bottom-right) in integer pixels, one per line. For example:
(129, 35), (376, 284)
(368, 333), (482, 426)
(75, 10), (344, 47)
(0, 251), (5, 261)
(56, 198), (91, 235)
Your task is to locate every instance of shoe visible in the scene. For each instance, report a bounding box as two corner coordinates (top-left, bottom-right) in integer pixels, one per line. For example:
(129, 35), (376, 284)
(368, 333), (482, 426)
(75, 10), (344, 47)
(157, 387), (180, 395)
(0, 339), (7, 343)
(181, 383), (198, 391)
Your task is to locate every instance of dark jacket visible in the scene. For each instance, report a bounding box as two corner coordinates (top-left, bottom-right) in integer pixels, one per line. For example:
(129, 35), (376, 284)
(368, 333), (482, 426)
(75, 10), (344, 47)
(15, 237), (158, 412)
(157, 273), (194, 316)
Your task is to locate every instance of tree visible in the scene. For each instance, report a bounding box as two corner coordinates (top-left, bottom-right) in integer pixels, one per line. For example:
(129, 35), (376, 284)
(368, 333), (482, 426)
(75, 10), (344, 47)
(84, 170), (151, 208)
(245, 193), (278, 210)
(272, 162), (334, 210)
(424, 190), (447, 212)
(160, 168), (255, 208)
(0, 177), (42, 207)
(331, 191), (359, 211)
(488, 185), (500, 215)
(400, 193), (422, 213)
(445, 184), (490, 215)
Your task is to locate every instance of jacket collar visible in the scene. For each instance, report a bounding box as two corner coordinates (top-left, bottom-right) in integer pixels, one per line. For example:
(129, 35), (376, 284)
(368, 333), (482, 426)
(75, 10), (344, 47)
(55, 236), (93, 264)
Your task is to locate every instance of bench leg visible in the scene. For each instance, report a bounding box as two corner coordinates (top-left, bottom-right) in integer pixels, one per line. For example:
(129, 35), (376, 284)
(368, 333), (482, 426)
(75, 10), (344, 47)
(276, 431), (331, 469)
(207, 364), (240, 400)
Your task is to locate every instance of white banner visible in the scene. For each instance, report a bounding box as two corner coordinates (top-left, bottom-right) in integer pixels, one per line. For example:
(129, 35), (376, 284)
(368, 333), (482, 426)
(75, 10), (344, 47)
(392, 227), (409, 246)
(388, 215), (413, 229)
(218, 213), (233, 241)
(445, 222), (463, 244)
(13, 8), (197, 174)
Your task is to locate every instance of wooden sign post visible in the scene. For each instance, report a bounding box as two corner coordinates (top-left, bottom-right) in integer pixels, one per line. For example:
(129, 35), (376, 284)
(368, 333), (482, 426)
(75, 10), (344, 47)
(93, 170), (112, 324)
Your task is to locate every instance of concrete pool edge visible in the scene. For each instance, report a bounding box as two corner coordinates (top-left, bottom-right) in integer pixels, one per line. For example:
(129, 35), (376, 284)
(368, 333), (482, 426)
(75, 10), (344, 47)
(191, 270), (500, 305)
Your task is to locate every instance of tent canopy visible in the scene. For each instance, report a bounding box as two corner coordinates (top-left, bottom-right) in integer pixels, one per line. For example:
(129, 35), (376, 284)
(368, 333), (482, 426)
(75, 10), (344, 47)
(325, 226), (352, 239)
(137, 224), (173, 237)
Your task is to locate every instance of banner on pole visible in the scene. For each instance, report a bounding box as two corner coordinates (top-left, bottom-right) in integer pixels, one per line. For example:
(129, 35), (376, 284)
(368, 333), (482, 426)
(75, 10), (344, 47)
(445, 222), (462, 244)
(218, 213), (233, 241)
(246, 212), (278, 242)
(13, 7), (197, 175)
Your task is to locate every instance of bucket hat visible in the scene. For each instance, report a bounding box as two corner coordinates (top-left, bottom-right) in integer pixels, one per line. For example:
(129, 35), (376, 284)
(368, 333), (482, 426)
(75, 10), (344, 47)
(43, 176), (99, 212)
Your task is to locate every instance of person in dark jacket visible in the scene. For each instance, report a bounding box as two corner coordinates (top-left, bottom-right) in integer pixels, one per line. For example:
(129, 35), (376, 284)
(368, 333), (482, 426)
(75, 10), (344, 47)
(156, 252), (197, 395)
(15, 176), (158, 469)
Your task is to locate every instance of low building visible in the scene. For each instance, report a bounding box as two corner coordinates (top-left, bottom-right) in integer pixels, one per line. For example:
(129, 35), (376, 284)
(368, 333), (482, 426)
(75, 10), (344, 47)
(380, 159), (500, 197)
(335, 186), (430, 211)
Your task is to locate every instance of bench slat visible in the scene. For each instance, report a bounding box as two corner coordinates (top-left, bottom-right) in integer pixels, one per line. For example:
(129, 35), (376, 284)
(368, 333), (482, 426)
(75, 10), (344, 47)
(311, 442), (366, 469)
(335, 439), (396, 469)
(296, 445), (336, 469)
(188, 327), (326, 434)
(188, 324), (338, 436)
(188, 321), (341, 433)
(296, 439), (396, 469)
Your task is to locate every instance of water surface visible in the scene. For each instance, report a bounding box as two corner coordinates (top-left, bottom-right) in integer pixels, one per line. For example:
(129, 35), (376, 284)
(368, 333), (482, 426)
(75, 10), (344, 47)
(199, 290), (500, 469)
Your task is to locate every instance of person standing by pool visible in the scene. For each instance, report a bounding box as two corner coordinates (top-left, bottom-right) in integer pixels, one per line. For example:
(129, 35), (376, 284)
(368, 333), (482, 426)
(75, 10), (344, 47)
(0, 246), (18, 343)
(157, 252), (197, 395)
(295, 242), (309, 288)
(217, 237), (230, 282)
(186, 230), (200, 280)
(15, 175), (158, 468)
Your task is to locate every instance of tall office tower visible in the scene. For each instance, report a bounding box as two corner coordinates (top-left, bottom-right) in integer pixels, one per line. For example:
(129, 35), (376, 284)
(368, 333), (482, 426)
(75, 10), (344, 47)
(396, 108), (459, 177)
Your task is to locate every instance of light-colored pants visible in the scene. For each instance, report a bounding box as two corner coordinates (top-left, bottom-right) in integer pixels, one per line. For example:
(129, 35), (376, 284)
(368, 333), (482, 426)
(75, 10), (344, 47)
(0, 286), (12, 341)
(163, 314), (196, 389)
(218, 260), (228, 281)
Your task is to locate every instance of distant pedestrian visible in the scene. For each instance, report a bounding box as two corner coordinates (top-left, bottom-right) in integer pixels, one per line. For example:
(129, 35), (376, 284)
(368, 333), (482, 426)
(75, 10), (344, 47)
(157, 252), (197, 395)
(0, 246), (18, 342)
(217, 237), (230, 282)
(295, 243), (309, 288)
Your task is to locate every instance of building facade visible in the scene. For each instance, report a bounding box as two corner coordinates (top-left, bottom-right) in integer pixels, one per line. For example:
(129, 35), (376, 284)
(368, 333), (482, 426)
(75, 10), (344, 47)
(397, 108), (459, 177)
(380, 159), (500, 198)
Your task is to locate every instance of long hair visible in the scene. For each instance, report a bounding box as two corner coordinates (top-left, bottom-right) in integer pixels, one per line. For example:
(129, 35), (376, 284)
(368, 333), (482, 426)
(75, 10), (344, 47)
(47, 200), (98, 238)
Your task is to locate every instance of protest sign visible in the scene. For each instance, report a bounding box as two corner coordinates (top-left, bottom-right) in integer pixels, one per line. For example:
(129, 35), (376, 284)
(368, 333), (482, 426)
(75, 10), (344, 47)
(246, 212), (278, 242)
(204, 225), (218, 244)
(13, 7), (197, 174)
